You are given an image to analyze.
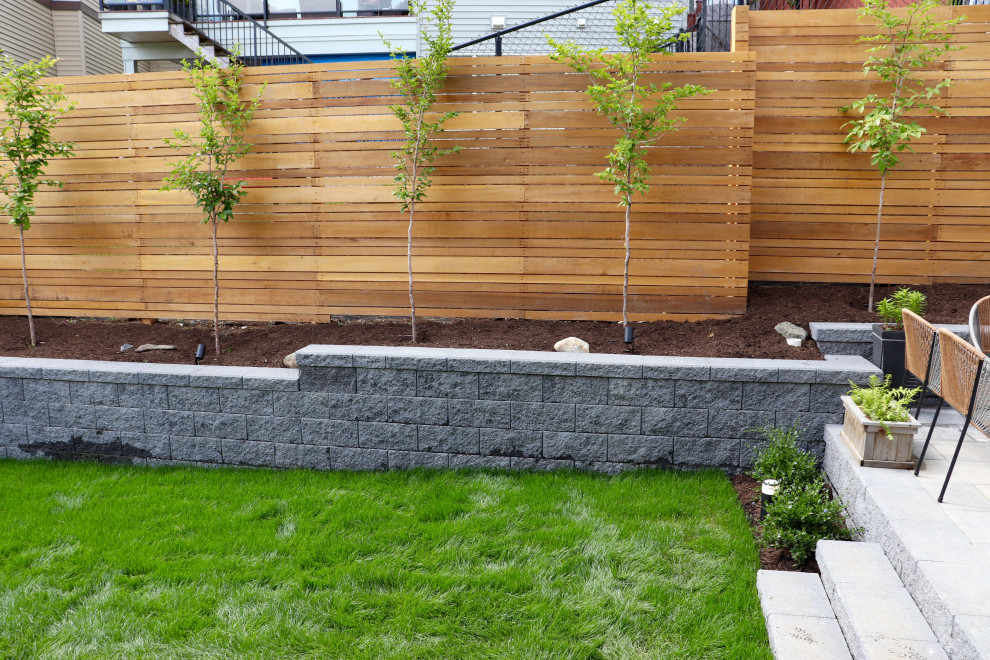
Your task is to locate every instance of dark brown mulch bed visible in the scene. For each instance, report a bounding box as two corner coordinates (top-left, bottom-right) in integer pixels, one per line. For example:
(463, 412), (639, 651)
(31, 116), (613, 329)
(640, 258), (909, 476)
(732, 474), (821, 573)
(0, 282), (985, 368)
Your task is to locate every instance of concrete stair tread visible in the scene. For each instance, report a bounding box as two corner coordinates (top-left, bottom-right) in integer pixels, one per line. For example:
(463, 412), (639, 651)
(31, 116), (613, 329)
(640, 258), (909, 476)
(818, 540), (948, 659)
(758, 569), (853, 659)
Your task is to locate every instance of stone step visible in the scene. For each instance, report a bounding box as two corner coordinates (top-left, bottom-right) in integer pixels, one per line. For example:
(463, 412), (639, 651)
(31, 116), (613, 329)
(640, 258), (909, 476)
(817, 540), (949, 659)
(758, 570), (853, 659)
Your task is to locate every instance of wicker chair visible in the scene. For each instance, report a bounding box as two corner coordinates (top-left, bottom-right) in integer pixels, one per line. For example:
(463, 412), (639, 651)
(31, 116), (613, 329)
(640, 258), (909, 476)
(905, 310), (945, 476)
(931, 328), (990, 502)
(969, 295), (990, 353)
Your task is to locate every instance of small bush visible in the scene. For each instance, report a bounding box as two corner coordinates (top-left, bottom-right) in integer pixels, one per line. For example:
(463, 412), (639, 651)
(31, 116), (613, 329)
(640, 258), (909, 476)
(748, 422), (819, 488)
(761, 478), (853, 567)
(875, 287), (926, 329)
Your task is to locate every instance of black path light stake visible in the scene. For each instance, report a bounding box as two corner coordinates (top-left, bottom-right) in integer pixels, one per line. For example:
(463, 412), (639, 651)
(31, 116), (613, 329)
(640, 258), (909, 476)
(194, 344), (206, 365)
(760, 479), (779, 520)
(624, 325), (634, 350)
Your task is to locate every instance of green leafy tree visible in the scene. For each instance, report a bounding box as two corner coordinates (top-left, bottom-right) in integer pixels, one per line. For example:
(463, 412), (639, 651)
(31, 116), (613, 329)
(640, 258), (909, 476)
(549, 0), (710, 330)
(0, 54), (75, 347)
(382, 0), (459, 343)
(162, 54), (264, 356)
(842, 0), (963, 311)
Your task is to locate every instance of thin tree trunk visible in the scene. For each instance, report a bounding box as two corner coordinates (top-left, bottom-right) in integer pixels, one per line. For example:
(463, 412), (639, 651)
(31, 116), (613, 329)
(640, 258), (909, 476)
(19, 227), (35, 347)
(212, 217), (220, 355)
(623, 202), (631, 329)
(408, 199), (417, 343)
(868, 172), (887, 312)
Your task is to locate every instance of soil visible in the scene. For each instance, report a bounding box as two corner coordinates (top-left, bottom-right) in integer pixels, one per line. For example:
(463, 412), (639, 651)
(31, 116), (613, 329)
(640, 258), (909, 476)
(0, 282), (985, 367)
(732, 474), (821, 573)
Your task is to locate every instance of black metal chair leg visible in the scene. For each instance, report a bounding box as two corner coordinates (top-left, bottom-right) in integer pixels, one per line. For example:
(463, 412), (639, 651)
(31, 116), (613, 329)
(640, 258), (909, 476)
(914, 397), (944, 476)
(939, 420), (972, 503)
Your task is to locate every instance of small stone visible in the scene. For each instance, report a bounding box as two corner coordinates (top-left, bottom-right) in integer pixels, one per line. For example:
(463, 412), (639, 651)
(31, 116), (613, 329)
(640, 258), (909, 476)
(554, 337), (589, 353)
(283, 352), (298, 368)
(786, 337), (803, 347)
(775, 321), (808, 343)
(120, 343), (133, 352)
(134, 344), (177, 352)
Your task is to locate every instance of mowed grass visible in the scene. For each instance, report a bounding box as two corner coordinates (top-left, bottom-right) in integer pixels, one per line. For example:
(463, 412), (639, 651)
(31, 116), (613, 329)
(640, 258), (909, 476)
(0, 460), (770, 659)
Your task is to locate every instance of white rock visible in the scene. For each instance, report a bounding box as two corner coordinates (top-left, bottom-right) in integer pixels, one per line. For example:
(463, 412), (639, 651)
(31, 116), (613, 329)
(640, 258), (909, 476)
(134, 344), (177, 352)
(775, 321), (808, 342)
(554, 337), (589, 353)
(283, 352), (298, 368)
(786, 337), (803, 347)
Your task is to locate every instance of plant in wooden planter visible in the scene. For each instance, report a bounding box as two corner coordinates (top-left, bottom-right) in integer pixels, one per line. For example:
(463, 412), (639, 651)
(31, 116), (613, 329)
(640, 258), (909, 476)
(841, 373), (921, 469)
(871, 287), (926, 386)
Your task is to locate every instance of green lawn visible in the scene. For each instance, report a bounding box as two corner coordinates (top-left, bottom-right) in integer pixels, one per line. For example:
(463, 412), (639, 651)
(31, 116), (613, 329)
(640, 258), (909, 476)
(0, 460), (770, 659)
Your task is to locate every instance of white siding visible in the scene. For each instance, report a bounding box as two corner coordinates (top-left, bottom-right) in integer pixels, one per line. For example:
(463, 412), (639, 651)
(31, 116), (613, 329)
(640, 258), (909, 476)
(81, 11), (124, 74)
(0, 0), (56, 65)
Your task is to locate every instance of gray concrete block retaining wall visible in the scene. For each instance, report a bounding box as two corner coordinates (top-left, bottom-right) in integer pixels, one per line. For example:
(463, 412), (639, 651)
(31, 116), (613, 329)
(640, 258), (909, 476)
(0, 348), (880, 473)
(810, 323), (970, 360)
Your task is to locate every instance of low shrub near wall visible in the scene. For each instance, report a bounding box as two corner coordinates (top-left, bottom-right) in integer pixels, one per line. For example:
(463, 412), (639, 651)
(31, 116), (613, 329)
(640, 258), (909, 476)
(0, 347), (880, 473)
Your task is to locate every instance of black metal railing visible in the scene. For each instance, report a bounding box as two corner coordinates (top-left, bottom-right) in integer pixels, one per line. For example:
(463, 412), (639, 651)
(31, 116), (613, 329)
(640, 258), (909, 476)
(99, 0), (313, 66)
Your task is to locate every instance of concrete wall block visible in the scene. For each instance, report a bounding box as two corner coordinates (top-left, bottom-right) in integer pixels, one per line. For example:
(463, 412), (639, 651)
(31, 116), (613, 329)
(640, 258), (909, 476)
(449, 454), (511, 470)
(386, 355), (448, 372)
(675, 380), (741, 409)
(608, 378), (674, 407)
(388, 450), (449, 470)
(357, 369), (417, 396)
(642, 363), (710, 381)
(120, 433), (170, 459)
(607, 435), (673, 464)
(327, 393), (386, 422)
(170, 436), (221, 463)
(137, 366), (191, 386)
(811, 384), (851, 413)
(575, 405), (641, 435)
(774, 411), (841, 445)
(118, 384), (168, 410)
(543, 376), (608, 405)
(510, 457), (575, 471)
(543, 431), (607, 461)
(330, 446), (388, 471)
(575, 355), (643, 379)
(510, 402), (575, 432)
(448, 399), (509, 429)
(642, 407), (708, 438)
(275, 443), (332, 470)
(144, 409), (195, 436)
(70, 381), (118, 406)
(48, 403), (97, 429)
(40, 366), (90, 382)
(2, 399), (49, 426)
(707, 409), (775, 439)
(510, 354), (576, 376)
(674, 437), (741, 468)
(26, 426), (121, 457)
(481, 428), (542, 458)
(710, 365), (779, 383)
(417, 370), (479, 399)
(273, 391), (328, 419)
(0, 423), (27, 448)
(300, 418), (358, 447)
(742, 382), (811, 412)
(387, 397), (448, 426)
(242, 369), (299, 391)
(222, 439), (275, 467)
(299, 366), (357, 393)
(188, 366), (249, 388)
(247, 416), (302, 444)
(358, 422), (417, 451)
(777, 366), (818, 384)
(25, 379), (70, 403)
(96, 406), (145, 433)
(220, 389), (273, 415)
(0, 378), (24, 400)
(168, 386), (220, 412)
(194, 412), (247, 440)
(478, 373), (542, 402)
(418, 425), (480, 454)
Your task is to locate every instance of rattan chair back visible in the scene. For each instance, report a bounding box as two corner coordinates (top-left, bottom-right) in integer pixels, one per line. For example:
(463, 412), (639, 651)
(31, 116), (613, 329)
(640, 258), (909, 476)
(903, 309), (940, 396)
(938, 328), (987, 433)
(969, 295), (990, 353)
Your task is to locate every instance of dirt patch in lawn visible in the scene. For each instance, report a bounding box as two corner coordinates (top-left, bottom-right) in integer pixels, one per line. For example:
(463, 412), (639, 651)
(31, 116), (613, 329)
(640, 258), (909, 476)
(732, 474), (821, 573)
(0, 282), (984, 368)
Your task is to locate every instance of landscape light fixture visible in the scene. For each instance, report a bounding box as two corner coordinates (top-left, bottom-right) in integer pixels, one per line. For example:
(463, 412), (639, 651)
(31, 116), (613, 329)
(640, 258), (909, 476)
(195, 344), (205, 365)
(624, 325), (634, 348)
(576, 17), (587, 29)
(760, 479), (779, 520)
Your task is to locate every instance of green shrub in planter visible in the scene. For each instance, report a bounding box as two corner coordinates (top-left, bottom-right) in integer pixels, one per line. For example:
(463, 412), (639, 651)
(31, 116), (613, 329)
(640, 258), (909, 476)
(848, 373), (920, 440)
(761, 478), (854, 567)
(748, 422), (819, 488)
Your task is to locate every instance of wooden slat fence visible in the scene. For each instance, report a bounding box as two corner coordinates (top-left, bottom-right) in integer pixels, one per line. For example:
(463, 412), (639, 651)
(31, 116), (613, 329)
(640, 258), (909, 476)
(739, 5), (990, 284)
(0, 53), (756, 322)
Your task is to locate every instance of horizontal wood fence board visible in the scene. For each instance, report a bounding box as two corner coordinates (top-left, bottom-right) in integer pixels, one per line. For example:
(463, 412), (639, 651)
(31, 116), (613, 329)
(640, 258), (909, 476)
(740, 4), (990, 284)
(0, 55), (754, 322)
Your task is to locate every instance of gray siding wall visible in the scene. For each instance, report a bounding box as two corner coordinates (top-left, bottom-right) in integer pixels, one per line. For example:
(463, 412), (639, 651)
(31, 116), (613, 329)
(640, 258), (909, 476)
(80, 10), (124, 74)
(0, 348), (879, 473)
(53, 10), (84, 76)
(0, 0), (56, 65)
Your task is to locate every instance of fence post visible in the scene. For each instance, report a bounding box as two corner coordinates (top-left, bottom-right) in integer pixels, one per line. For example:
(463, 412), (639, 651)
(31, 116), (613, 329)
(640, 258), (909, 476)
(731, 4), (749, 53)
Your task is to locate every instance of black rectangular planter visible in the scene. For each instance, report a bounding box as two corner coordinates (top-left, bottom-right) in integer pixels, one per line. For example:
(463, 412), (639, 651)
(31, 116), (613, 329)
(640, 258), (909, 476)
(872, 324), (921, 389)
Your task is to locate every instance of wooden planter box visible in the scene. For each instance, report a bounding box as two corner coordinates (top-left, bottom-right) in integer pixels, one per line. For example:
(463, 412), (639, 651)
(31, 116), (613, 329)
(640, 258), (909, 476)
(839, 395), (921, 470)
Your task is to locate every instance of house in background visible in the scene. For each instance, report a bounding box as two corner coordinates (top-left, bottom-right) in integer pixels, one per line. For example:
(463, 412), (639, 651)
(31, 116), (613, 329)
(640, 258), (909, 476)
(99, 0), (688, 72)
(0, 0), (123, 74)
